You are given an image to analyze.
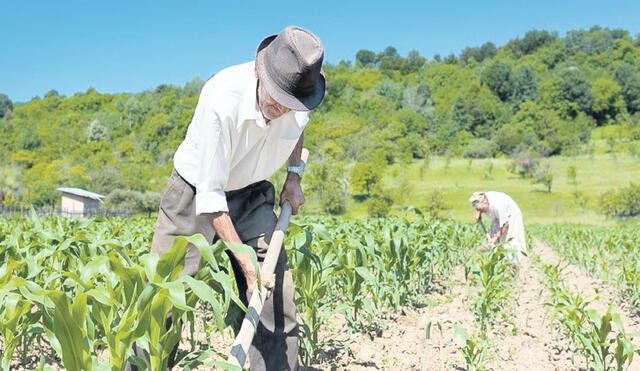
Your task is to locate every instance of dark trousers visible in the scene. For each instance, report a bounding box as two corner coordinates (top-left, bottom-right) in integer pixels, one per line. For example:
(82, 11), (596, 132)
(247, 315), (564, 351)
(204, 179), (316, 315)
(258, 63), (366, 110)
(127, 170), (299, 370)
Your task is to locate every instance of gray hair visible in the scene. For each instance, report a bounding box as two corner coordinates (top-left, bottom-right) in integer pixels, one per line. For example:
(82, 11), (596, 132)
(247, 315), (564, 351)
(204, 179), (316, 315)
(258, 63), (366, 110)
(469, 192), (487, 210)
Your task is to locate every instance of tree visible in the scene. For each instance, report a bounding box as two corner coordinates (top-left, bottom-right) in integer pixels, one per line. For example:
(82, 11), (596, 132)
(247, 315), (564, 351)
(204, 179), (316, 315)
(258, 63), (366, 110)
(356, 49), (376, 66)
(0, 166), (22, 206)
(87, 119), (108, 142)
(509, 101), (593, 155)
(533, 163), (554, 192)
(402, 83), (435, 118)
(567, 165), (578, 186)
(306, 161), (347, 203)
(613, 64), (640, 114)
(599, 183), (640, 218)
(564, 27), (628, 55)
(460, 42), (497, 64)
(44, 89), (60, 98)
(367, 187), (393, 217)
(0, 94), (13, 119)
(463, 138), (496, 158)
(375, 79), (404, 108)
(18, 126), (43, 151)
(444, 54), (457, 64)
(509, 147), (540, 179)
(511, 65), (538, 108)
(141, 191), (161, 217)
(378, 46), (404, 71)
(104, 189), (159, 214)
(592, 78), (626, 124)
(424, 189), (451, 218)
(403, 50), (426, 73)
(558, 68), (594, 116)
(321, 182), (347, 215)
(451, 83), (503, 137)
(183, 77), (205, 96)
(493, 124), (523, 155)
(350, 162), (381, 196)
(506, 30), (557, 57)
(480, 60), (514, 102)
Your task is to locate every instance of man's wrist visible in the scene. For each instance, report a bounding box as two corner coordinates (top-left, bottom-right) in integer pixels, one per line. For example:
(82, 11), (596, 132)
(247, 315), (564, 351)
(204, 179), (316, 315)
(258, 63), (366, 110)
(287, 160), (305, 178)
(286, 171), (302, 182)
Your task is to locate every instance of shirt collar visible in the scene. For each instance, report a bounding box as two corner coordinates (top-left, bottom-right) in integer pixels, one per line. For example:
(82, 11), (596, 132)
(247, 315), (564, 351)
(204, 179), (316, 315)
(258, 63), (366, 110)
(237, 74), (265, 127)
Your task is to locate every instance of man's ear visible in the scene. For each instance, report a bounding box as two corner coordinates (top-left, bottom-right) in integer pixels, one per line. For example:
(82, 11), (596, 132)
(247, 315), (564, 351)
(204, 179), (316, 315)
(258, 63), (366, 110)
(254, 68), (259, 79)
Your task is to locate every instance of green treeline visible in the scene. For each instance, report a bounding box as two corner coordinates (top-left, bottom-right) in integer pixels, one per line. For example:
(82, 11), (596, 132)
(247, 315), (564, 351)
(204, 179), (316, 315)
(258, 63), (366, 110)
(1, 26), (639, 212)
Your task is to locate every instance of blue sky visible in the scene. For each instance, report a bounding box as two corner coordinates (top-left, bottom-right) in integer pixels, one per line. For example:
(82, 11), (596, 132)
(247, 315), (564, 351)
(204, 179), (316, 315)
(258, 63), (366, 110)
(2, 0), (638, 102)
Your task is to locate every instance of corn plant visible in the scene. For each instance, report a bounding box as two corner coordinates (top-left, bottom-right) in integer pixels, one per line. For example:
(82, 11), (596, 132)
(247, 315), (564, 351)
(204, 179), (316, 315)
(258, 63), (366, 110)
(533, 224), (640, 315)
(540, 262), (640, 371)
(1, 214), (483, 368)
(283, 216), (481, 364)
(455, 326), (489, 371)
(0, 217), (249, 370)
(465, 247), (514, 331)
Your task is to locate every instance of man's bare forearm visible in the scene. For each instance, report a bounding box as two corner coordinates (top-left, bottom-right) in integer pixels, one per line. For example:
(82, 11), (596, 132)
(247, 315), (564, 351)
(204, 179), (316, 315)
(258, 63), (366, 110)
(208, 211), (267, 292)
(495, 221), (509, 239)
(210, 212), (242, 244)
(288, 133), (304, 168)
(209, 212), (253, 267)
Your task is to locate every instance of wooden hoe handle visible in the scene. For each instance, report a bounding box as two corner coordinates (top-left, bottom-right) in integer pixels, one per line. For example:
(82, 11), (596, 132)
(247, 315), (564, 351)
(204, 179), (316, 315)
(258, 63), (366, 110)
(227, 148), (310, 368)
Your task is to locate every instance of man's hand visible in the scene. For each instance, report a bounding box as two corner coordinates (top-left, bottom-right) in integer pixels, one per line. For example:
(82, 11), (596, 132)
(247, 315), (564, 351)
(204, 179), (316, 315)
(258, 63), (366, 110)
(236, 254), (275, 297)
(475, 210), (483, 222)
(280, 173), (305, 215)
(489, 235), (500, 246)
(209, 212), (276, 296)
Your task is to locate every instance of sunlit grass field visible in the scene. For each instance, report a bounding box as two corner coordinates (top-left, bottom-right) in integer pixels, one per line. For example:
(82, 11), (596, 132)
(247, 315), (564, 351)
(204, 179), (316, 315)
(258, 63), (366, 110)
(325, 139), (640, 225)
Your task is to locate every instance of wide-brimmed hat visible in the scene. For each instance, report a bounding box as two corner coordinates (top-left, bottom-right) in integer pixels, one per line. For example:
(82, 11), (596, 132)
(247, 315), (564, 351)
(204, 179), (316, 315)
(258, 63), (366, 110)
(256, 26), (325, 111)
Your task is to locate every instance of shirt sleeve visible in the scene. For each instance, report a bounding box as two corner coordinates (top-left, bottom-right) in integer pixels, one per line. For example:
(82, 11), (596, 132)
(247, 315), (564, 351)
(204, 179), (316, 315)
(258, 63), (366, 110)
(496, 198), (511, 228)
(192, 104), (231, 215)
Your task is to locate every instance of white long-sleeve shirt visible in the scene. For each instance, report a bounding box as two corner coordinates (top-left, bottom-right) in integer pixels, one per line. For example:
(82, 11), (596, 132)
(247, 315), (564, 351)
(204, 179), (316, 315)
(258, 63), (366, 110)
(173, 61), (309, 215)
(485, 191), (527, 257)
(485, 191), (520, 230)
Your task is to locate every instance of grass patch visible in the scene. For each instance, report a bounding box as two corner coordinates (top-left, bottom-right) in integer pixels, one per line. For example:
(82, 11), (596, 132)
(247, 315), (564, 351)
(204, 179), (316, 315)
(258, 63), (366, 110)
(302, 147), (639, 225)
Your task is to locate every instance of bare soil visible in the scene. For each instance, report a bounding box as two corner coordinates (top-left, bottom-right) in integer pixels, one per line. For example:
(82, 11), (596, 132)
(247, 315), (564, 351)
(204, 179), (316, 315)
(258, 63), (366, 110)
(307, 241), (640, 371)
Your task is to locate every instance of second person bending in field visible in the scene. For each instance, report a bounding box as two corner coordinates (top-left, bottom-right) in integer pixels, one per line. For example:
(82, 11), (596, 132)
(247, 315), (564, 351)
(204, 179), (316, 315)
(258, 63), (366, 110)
(469, 191), (527, 272)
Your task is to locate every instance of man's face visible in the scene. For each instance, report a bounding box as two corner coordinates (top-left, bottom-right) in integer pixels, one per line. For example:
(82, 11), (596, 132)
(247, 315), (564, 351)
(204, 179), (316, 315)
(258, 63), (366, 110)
(257, 80), (291, 121)
(481, 198), (490, 213)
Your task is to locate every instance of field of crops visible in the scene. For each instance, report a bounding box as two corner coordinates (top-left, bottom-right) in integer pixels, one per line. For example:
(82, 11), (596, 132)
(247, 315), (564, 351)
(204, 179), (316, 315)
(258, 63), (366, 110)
(1, 216), (639, 370)
(0, 215), (482, 370)
(533, 224), (640, 315)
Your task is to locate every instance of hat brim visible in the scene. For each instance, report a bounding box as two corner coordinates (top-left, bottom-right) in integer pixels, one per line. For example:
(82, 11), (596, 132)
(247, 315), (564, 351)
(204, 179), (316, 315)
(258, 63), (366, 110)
(255, 35), (325, 111)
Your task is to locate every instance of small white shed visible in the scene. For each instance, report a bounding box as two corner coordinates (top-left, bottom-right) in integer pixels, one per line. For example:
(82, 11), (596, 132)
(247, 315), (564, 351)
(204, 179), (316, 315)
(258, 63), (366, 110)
(56, 187), (105, 218)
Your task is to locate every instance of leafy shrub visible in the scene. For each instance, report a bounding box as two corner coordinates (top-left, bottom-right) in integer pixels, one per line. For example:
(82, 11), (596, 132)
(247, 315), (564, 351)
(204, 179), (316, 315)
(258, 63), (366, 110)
(367, 188), (394, 217)
(600, 183), (640, 217)
(463, 138), (497, 158)
(424, 189), (451, 218)
(532, 163), (554, 192)
(322, 185), (347, 215)
(508, 148), (540, 179)
(105, 188), (160, 214)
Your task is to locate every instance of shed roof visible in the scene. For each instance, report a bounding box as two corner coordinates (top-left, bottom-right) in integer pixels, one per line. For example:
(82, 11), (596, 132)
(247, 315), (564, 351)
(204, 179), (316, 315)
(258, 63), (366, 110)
(56, 188), (105, 200)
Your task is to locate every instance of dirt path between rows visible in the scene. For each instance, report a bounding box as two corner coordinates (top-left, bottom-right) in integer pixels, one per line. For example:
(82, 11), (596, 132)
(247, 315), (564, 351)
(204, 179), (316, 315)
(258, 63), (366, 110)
(309, 251), (575, 370)
(533, 240), (640, 370)
(307, 265), (476, 370)
(483, 246), (576, 371)
(309, 241), (640, 370)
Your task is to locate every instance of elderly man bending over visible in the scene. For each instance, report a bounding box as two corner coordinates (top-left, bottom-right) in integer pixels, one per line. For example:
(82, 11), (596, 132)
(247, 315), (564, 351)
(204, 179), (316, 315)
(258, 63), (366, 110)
(469, 191), (527, 267)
